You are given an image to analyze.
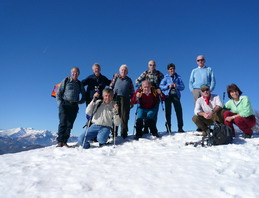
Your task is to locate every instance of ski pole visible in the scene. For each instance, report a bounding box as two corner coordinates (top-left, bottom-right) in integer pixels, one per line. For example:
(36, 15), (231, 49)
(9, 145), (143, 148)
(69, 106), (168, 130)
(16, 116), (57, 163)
(133, 100), (139, 136)
(82, 100), (98, 148)
(82, 119), (91, 148)
(113, 123), (116, 148)
(159, 95), (171, 134)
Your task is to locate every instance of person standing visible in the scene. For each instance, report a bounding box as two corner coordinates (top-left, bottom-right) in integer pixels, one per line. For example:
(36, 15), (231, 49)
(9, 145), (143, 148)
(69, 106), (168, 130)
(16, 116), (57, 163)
(189, 55), (216, 103)
(135, 60), (164, 133)
(110, 64), (135, 139)
(81, 63), (111, 106)
(223, 84), (256, 138)
(160, 63), (185, 133)
(192, 84), (224, 136)
(135, 60), (164, 89)
(56, 67), (86, 147)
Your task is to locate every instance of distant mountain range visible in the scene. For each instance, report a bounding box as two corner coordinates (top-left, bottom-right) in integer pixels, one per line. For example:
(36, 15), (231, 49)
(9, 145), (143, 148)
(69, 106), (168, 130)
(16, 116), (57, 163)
(0, 128), (78, 155)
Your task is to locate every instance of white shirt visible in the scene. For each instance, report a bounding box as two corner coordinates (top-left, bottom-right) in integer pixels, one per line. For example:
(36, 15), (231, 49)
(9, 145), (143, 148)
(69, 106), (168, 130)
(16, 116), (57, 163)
(194, 94), (223, 115)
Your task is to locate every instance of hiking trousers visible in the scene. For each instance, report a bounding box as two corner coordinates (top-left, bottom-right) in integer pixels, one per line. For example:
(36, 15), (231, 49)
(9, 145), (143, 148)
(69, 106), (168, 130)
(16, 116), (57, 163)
(117, 96), (131, 138)
(192, 109), (223, 132)
(165, 94), (183, 130)
(57, 101), (78, 143)
(223, 111), (256, 136)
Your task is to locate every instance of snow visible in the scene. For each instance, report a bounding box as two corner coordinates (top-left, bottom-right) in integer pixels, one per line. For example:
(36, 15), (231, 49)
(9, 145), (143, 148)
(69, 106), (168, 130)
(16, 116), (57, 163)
(1, 131), (259, 198)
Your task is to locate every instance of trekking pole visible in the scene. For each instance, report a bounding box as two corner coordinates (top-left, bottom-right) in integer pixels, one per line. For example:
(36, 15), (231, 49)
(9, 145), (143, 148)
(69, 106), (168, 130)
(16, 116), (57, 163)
(132, 100), (139, 136)
(159, 95), (171, 134)
(223, 92), (226, 104)
(82, 118), (91, 148)
(82, 100), (98, 148)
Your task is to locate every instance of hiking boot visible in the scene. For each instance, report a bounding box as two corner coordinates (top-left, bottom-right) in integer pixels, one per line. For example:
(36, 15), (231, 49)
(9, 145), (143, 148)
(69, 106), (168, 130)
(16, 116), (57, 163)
(134, 135), (141, 140)
(202, 131), (207, 136)
(153, 133), (160, 138)
(178, 128), (185, 133)
(99, 143), (105, 147)
(56, 142), (63, 147)
(121, 133), (128, 139)
(143, 127), (149, 134)
(62, 143), (71, 148)
(244, 133), (252, 139)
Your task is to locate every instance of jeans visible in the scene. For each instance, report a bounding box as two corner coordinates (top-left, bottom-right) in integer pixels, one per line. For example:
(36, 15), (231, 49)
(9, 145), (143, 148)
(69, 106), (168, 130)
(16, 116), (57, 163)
(78, 124), (111, 149)
(137, 105), (158, 120)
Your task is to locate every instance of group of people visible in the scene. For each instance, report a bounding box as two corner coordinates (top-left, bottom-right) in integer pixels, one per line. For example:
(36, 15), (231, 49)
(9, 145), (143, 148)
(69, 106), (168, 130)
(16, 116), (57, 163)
(55, 55), (256, 148)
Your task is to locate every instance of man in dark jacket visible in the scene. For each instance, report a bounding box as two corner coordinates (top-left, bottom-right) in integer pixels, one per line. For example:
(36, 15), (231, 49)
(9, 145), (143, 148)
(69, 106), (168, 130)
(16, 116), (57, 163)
(56, 67), (86, 147)
(81, 63), (111, 105)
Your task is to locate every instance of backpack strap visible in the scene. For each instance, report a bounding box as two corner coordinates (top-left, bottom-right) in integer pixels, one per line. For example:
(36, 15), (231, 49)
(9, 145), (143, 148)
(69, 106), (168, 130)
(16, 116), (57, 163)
(83, 100), (103, 128)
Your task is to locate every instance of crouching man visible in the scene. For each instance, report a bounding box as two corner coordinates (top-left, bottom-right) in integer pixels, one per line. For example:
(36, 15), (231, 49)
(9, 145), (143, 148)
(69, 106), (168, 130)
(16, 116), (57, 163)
(131, 80), (166, 140)
(78, 88), (121, 149)
(192, 84), (224, 136)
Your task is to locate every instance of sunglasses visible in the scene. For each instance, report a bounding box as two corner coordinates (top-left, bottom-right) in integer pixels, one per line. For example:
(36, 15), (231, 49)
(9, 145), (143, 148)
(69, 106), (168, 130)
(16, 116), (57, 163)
(201, 88), (210, 92)
(149, 64), (155, 66)
(197, 59), (205, 62)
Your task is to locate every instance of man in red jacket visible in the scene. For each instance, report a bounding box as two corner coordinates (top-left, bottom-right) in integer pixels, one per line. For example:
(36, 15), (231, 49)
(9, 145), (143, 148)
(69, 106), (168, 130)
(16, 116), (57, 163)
(132, 80), (166, 140)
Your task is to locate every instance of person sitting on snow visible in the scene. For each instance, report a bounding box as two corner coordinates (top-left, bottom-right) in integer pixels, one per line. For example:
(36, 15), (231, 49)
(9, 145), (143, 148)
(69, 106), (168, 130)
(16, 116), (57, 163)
(131, 80), (166, 140)
(78, 88), (121, 149)
(192, 84), (224, 136)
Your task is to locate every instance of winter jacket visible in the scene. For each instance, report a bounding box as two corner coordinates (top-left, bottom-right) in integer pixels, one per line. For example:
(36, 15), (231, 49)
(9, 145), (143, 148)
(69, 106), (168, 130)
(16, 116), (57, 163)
(224, 96), (254, 117)
(86, 100), (121, 128)
(109, 75), (135, 99)
(81, 74), (111, 104)
(189, 66), (216, 92)
(135, 69), (164, 88)
(132, 87), (166, 109)
(159, 73), (185, 99)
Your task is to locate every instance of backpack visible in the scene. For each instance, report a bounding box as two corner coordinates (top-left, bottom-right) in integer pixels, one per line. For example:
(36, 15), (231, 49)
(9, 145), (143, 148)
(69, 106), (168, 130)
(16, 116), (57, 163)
(51, 77), (81, 98)
(206, 121), (233, 146)
(186, 121), (233, 147)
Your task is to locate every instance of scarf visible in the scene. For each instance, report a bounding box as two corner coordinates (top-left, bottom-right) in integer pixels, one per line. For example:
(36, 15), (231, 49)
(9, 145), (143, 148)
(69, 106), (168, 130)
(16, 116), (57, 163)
(203, 95), (211, 105)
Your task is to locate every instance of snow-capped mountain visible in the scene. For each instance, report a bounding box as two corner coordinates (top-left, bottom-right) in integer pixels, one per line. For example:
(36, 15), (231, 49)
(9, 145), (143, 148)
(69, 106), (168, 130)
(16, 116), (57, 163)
(0, 128), (78, 155)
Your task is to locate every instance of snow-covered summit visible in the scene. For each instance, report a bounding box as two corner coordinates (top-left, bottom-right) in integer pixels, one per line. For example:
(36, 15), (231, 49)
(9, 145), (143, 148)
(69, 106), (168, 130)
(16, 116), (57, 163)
(0, 131), (259, 198)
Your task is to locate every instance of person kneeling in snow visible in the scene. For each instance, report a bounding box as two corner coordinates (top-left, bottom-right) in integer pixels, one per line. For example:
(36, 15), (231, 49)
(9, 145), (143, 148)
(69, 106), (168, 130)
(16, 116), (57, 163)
(78, 88), (121, 149)
(132, 80), (166, 140)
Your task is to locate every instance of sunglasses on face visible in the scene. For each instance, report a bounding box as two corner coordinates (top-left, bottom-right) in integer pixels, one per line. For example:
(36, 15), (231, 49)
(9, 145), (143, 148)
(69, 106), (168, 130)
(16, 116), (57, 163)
(149, 64), (155, 66)
(197, 59), (205, 62)
(201, 88), (210, 92)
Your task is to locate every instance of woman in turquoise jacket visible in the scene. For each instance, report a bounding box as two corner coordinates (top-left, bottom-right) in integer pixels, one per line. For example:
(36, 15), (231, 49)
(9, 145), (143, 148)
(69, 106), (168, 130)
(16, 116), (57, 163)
(223, 84), (256, 138)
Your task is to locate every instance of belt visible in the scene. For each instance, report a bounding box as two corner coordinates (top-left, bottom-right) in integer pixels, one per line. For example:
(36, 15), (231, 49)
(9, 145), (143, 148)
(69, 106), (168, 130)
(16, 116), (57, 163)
(64, 100), (78, 104)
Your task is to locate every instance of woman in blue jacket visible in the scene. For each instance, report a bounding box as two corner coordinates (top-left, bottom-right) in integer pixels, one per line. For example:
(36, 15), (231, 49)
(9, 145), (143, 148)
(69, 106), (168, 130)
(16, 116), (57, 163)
(160, 63), (185, 133)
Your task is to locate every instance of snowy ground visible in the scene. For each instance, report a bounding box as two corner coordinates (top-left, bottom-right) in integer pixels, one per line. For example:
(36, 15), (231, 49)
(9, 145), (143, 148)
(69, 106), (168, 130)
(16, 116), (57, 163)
(1, 131), (259, 198)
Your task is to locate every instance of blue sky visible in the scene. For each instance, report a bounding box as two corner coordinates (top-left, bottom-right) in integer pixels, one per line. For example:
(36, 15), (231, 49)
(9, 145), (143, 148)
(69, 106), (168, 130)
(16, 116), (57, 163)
(0, 0), (258, 136)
